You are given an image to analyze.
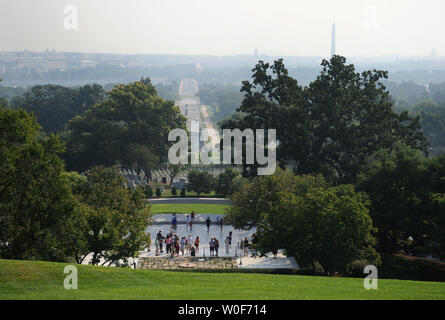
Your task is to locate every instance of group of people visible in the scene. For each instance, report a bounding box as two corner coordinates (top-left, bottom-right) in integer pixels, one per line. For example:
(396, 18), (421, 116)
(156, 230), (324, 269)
(151, 211), (256, 258)
(154, 230), (201, 257)
(152, 229), (236, 258)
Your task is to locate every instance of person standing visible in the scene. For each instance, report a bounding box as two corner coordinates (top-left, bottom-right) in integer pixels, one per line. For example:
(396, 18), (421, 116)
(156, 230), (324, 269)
(186, 215), (190, 231)
(154, 237), (159, 256)
(214, 238), (220, 257)
(190, 246), (196, 257)
(187, 235), (193, 254)
(243, 237), (249, 257)
(194, 236), (200, 253)
(206, 217), (211, 232)
(172, 216), (177, 231)
(165, 236), (172, 254)
(180, 237), (186, 256)
(219, 217), (223, 233)
(209, 238), (215, 256)
(228, 231), (232, 247)
(225, 236), (230, 254)
(191, 210), (195, 221)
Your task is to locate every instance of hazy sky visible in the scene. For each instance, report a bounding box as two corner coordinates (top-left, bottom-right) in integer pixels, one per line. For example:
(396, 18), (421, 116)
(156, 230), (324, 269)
(1, 0), (444, 57)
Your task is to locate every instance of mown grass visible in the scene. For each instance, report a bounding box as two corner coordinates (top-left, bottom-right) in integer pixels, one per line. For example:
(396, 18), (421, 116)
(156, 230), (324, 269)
(150, 203), (230, 215)
(0, 259), (444, 300)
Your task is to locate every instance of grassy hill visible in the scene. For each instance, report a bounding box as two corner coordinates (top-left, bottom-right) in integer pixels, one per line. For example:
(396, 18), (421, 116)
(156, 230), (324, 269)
(1, 259), (444, 300)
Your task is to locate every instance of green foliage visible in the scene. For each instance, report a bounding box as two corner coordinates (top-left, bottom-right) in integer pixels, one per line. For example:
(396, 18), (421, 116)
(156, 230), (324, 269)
(0, 105), (77, 261)
(171, 186), (177, 196)
(14, 84), (105, 133)
(64, 77), (187, 173)
(357, 142), (445, 256)
(143, 185), (153, 198)
(67, 166), (151, 265)
(215, 167), (241, 197)
(226, 169), (380, 275)
(221, 56), (428, 183)
(187, 170), (215, 196)
(412, 101), (445, 156)
(155, 188), (162, 197)
(180, 187), (186, 197)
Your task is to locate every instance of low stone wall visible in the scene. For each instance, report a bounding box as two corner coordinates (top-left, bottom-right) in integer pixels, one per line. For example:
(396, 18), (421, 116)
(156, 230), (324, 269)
(137, 257), (237, 270)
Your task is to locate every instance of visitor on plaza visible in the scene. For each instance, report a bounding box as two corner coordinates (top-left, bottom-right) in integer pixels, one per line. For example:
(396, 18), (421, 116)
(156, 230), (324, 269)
(225, 236), (230, 254)
(172, 215), (177, 230)
(206, 217), (211, 232)
(243, 237), (249, 257)
(187, 235), (193, 254)
(190, 246), (196, 257)
(219, 217), (223, 232)
(194, 236), (200, 253)
(180, 237), (186, 256)
(154, 237), (159, 256)
(191, 210), (195, 221)
(165, 235), (172, 254)
(214, 237), (220, 257)
(209, 238), (215, 256)
(228, 231), (232, 247)
(186, 215), (191, 231)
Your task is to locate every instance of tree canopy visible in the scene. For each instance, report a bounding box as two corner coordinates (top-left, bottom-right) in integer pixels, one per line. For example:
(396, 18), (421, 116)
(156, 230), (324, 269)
(64, 78), (187, 173)
(220, 56), (428, 183)
(226, 169), (380, 275)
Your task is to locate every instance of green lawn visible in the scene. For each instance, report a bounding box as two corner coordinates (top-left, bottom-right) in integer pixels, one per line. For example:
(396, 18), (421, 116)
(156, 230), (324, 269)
(150, 203), (230, 215)
(0, 259), (444, 300)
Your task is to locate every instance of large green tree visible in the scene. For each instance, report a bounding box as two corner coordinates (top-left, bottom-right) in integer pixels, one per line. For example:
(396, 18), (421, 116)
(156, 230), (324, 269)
(64, 78), (187, 173)
(67, 166), (151, 265)
(14, 84), (105, 133)
(357, 142), (445, 255)
(0, 104), (77, 261)
(187, 169), (215, 196)
(221, 56), (428, 183)
(226, 169), (380, 274)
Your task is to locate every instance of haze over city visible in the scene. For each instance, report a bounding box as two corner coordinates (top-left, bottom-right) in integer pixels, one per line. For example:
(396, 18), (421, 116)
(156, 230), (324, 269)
(1, 0), (444, 57)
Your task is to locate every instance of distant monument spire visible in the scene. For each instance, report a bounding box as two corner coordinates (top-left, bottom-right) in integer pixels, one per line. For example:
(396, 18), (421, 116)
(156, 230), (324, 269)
(331, 23), (336, 56)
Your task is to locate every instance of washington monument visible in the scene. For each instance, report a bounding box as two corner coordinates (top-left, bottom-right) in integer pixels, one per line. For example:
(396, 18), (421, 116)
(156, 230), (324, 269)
(331, 23), (336, 56)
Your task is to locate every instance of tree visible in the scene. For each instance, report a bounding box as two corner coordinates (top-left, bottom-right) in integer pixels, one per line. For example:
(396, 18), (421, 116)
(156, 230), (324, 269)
(226, 169), (380, 275)
(215, 167), (241, 197)
(187, 170), (215, 196)
(0, 105), (77, 261)
(171, 186), (177, 196)
(17, 84), (105, 133)
(64, 78), (187, 173)
(67, 166), (151, 265)
(357, 142), (442, 254)
(221, 56), (428, 183)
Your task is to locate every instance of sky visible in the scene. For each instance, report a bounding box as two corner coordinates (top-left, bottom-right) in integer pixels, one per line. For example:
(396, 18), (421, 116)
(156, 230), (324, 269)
(0, 0), (444, 57)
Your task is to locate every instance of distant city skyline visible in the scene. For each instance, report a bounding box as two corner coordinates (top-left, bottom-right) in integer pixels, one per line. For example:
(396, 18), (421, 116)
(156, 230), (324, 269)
(0, 0), (444, 57)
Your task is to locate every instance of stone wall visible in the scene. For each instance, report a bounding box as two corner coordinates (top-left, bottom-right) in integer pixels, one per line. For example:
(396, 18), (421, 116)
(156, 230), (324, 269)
(137, 257), (237, 270)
